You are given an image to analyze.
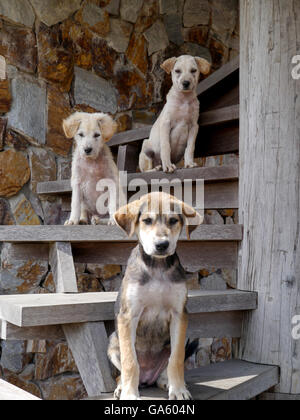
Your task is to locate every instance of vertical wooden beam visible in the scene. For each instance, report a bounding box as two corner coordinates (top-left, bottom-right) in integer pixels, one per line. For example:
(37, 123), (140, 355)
(49, 241), (115, 396)
(117, 144), (140, 173)
(63, 322), (115, 396)
(49, 242), (78, 293)
(239, 0), (300, 394)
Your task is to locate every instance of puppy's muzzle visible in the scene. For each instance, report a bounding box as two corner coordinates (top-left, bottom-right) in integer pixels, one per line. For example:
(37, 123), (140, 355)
(84, 147), (93, 155)
(155, 240), (170, 254)
(182, 80), (191, 90)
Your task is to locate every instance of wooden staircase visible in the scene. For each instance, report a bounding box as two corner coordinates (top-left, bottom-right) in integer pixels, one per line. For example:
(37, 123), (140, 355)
(0, 56), (279, 400)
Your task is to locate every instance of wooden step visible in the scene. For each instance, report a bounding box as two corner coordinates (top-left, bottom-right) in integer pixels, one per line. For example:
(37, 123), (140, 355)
(197, 55), (239, 97)
(0, 379), (40, 400)
(0, 224), (243, 243)
(94, 360), (278, 401)
(37, 165), (238, 194)
(0, 290), (257, 328)
(37, 165), (239, 210)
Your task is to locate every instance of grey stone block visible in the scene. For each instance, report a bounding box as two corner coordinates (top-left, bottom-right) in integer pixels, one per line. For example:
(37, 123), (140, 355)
(164, 14), (184, 46)
(0, 0), (35, 27)
(144, 20), (169, 55)
(7, 76), (47, 144)
(74, 67), (118, 114)
(183, 0), (210, 27)
(120, 0), (144, 23)
(29, 0), (81, 27)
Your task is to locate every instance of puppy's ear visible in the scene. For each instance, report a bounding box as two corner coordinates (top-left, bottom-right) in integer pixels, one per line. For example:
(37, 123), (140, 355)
(114, 200), (141, 237)
(195, 57), (211, 76)
(63, 113), (82, 139)
(172, 197), (203, 240)
(161, 57), (177, 74)
(96, 114), (117, 143)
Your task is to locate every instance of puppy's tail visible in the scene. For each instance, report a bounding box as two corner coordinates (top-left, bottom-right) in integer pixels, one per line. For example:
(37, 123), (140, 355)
(185, 339), (199, 361)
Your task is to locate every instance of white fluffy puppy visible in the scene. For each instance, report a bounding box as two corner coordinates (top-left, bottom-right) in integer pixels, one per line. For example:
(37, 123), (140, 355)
(63, 112), (122, 226)
(139, 55), (211, 173)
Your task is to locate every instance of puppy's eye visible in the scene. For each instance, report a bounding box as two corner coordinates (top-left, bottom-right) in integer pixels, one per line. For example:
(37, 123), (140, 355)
(175, 69), (181, 74)
(94, 133), (101, 139)
(191, 69), (197, 74)
(143, 218), (153, 225)
(169, 218), (179, 226)
(78, 132), (84, 138)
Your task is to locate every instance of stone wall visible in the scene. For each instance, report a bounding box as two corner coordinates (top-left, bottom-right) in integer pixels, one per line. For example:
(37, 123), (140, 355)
(0, 0), (239, 399)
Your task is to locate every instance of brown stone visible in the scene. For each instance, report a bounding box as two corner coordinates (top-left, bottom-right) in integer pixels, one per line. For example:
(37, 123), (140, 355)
(35, 343), (77, 381)
(5, 129), (30, 151)
(183, 26), (209, 46)
(12, 195), (41, 226)
(37, 24), (74, 92)
(0, 198), (14, 225)
(134, 0), (159, 34)
(29, 149), (57, 193)
(0, 25), (37, 74)
(114, 68), (153, 111)
(92, 37), (118, 80)
(209, 36), (229, 68)
(77, 274), (104, 293)
(0, 150), (30, 198)
(211, 338), (232, 363)
(61, 20), (94, 71)
(38, 374), (87, 400)
(126, 33), (149, 75)
(0, 117), (7, 150)
(75, 2), (110, 37)
(115, 114), (132, 133)
(0, 79), (11, 113)
(42, 272), (56, 293)
(47, 86), (73, 157)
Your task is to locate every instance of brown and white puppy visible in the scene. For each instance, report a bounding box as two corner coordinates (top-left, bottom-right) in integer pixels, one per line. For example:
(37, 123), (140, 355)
(63, 112), (123, 226)
(108, 192), (203, 400)
(139, 55), (211, 173)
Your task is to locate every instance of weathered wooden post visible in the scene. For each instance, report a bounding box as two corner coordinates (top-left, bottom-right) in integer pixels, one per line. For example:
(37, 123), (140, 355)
(239, 0), (300, 396)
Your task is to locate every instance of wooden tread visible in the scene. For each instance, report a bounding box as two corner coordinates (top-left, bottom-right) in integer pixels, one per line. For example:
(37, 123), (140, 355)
(0, 379), (40, 400)
(37, 165), (239, 195)
(0, 290), (257, 328)
(95, 360), (278, 401)
(0, 224), (243, 243)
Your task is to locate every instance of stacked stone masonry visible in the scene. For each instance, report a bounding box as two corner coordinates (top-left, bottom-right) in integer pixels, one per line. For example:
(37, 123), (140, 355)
(0, 0), (239, 399)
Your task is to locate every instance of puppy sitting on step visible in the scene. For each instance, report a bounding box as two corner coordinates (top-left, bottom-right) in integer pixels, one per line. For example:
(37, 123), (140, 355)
(63, 112), (122, 226)
(139, 55), (211, 173)
(108, 192), (203, 400)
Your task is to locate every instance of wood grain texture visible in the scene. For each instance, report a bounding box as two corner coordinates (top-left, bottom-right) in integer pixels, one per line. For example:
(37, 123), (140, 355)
(238, 0), (300, 394)
(0, 224), (243, 243)
(37, 165), (239, 195)
(49, 242), (77, 293)
(94, 360), (279, 401)
(0, 290), (257, 327)
(63, 322), (115, 395)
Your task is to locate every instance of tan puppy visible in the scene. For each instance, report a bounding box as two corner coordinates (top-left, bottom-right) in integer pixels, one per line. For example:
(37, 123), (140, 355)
(139, 55), (211, 173)
(63, 112), (122, 226)
(108, 192), (203, 400)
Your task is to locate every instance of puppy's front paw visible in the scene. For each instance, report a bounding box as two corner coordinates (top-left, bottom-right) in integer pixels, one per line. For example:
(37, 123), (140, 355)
(114, 384), (122, 400)
(91, 215), (101, 225)
(120, 391), (141, 400)
(108, 218), (116, 226)
(185, 162), (198, 169)
(169, 386), (192, 401)
(163, 163), (177, 173)
(64, 219), (79, 226)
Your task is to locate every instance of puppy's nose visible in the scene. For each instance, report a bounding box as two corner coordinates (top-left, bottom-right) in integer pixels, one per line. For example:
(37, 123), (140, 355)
(183, 81), (191, 89)
(85, 147), (93, 155)
(156, 241), (170, 252)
